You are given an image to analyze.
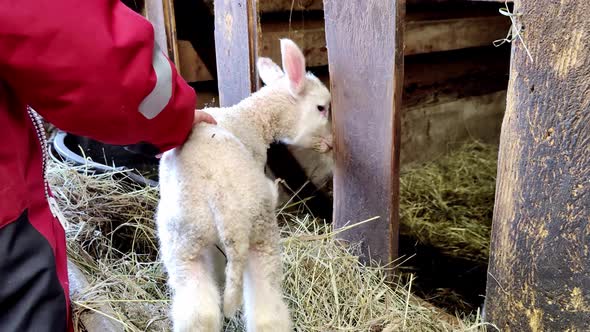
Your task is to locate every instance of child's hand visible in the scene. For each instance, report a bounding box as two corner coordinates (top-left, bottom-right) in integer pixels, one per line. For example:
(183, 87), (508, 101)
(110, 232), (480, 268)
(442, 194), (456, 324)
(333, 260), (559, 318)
(156, 110), (217, 158)
(195, 110), (217, 125)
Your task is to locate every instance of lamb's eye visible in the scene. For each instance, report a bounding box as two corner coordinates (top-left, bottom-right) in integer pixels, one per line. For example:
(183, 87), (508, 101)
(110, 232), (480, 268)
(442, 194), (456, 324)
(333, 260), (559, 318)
(317, 105), (325, 112)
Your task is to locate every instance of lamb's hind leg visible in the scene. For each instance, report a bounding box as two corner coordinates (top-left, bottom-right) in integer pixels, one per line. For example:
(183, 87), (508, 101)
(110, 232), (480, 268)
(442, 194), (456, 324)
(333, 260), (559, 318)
(244, 217), (292, 332)
(157, 204), (221, 332)
(168, 247), (222, 332)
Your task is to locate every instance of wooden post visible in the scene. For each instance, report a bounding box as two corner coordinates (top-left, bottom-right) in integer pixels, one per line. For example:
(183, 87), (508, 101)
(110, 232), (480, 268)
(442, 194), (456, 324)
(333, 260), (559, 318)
(485, 0), (590, 330)
(213, 0), (260, 107)
(144, 0), (180, 66)
(323, 0), (405, 264)
(162, 0), (180, 67)
(144, 0), (168, 55)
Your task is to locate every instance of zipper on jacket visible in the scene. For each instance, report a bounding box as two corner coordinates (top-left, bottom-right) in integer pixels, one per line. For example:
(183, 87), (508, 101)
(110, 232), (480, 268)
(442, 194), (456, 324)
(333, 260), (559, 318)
(26, 107), (68, 228)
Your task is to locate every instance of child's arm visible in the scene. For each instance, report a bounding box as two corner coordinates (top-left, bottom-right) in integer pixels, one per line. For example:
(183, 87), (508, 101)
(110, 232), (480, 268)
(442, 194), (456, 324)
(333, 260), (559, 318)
(0, 0), (201, 153)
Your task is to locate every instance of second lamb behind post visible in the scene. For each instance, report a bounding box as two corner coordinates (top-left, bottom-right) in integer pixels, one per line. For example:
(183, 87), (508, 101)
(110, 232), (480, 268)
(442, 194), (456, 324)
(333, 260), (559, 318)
(156, 38), (333, 332)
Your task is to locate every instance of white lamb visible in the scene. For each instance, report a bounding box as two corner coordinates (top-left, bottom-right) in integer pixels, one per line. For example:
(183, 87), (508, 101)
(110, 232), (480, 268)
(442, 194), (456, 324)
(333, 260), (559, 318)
(156, 39), (333, 332)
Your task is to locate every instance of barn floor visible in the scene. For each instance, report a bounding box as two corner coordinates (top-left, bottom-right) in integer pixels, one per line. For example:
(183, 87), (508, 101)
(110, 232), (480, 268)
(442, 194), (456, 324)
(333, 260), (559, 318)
(48, 160), (493, 331)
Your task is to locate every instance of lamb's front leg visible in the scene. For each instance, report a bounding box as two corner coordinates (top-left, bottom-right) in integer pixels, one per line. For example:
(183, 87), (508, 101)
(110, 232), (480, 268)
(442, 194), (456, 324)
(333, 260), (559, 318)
(244, 219), (292, 332)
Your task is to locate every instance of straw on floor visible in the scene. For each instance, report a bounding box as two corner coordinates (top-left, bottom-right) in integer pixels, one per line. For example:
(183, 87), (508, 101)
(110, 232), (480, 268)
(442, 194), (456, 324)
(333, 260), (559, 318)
(399, 141), (498, 263)
(48, 160), (492, 332)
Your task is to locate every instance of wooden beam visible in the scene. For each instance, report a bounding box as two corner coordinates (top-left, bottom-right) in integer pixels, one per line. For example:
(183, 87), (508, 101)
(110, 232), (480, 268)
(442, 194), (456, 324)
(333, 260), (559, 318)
(402, 45), (510, 108)
(405, 3), (509, 21)
(213, 0), (260, 107)
(261, 19), (327, 67)
(252, 0), (512, 13)
(186, 10), (509, 83)
(144, 0), (169, 58)
(324, 0), (405, 265)
(178, 40), (214, 82)
(405, 16), (507, 55)
(204, 0), (374, 13)
(259, 15), (508, 71)
(258, 0), (323, 13)
(191, 44), (510, 170)
(485, 0), (590, 330)
(162, 0), (180, 66)
(141, 0), (180, 67)
(313, 46), (509, 106)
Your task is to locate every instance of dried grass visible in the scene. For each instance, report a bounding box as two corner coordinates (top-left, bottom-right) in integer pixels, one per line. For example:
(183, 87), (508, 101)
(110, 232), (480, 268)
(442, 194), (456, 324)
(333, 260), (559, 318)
(399, 141), (498, 262)
(48, 160), (494, 332)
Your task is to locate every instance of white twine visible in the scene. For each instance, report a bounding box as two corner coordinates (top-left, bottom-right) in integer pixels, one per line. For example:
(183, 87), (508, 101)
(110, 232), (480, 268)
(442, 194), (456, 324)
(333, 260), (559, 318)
(493, 1), (534, 62)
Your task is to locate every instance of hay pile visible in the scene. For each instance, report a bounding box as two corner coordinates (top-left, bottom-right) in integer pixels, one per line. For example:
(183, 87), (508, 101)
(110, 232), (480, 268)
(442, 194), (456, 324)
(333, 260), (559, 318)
(48, 160), (491, 332)
(399, 141), (498, 262)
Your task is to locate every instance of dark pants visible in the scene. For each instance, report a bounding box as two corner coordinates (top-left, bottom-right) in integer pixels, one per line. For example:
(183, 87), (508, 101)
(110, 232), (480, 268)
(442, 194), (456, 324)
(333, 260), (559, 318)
(0, 210), (68, 331)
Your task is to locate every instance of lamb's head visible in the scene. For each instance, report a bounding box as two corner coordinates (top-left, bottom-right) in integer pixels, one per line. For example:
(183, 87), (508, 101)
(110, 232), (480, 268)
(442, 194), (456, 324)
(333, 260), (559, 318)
(257, 39), (333, 154)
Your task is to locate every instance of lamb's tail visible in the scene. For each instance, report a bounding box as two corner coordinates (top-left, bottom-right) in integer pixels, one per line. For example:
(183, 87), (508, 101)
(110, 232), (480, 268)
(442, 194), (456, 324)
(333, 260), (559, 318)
(208, 198), (250, 318)
(221, 240), (249, 318)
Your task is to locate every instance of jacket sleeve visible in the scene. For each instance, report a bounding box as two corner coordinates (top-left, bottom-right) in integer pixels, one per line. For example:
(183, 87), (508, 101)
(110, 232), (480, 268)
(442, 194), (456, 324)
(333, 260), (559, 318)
(0, 0), (196, 153)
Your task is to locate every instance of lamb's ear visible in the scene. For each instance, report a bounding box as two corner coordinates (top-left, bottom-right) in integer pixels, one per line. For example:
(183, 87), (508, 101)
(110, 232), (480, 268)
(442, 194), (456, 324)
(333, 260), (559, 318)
(257, 57), (284, 86)
(280, 39), (306, 96)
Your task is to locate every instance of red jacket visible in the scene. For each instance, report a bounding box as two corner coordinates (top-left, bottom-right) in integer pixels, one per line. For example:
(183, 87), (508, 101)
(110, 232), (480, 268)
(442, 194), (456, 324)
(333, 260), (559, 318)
(0, 1), (195, 330)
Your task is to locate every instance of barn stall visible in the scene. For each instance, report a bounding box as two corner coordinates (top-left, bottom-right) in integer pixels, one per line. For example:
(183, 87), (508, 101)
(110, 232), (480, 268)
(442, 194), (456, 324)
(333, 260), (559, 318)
(44, 0), (590, 331)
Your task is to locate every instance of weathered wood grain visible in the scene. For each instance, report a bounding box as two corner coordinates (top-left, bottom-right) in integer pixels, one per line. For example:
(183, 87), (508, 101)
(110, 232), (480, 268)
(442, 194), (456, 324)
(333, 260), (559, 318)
(258, 0), (323, 13)
(178, 41), (214, 82)
(261, 19), (327, 67)
(203, 0), (324, 14)
(144, 0), (169, 56)
(162, 0), (179, 66)
(485, 0), (590, 330)
(324, 0), (405, 265)
(175, 0), (217, 79)
(186, 6), (509, 83)
(213, 0), (260, 107)
(244, 0), (512, 13)
(402, 46), (510, 108)
(405, 16), (507, 55)
(259, 15), (508, 74)
(402, 91), (505, 165)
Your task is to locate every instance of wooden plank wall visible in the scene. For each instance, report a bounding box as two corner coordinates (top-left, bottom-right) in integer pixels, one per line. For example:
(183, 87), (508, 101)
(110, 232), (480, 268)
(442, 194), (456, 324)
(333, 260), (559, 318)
(400, 45), (509, 165)
(180, 8), (509, 82)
